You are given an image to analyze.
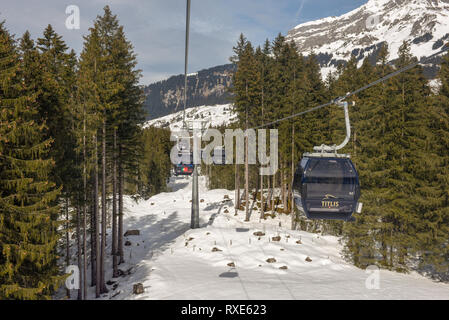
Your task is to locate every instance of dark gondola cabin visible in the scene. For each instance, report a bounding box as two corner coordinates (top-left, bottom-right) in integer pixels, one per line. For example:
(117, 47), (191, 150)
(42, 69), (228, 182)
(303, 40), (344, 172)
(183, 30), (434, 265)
(174, 151), (194, 176)
(174, 163), (194, 176)
(293, 156), (361, 221)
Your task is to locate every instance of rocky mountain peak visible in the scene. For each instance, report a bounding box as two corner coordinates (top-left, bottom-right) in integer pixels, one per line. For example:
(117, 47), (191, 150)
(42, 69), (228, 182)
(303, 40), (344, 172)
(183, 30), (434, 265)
(287, 0), (449, 78)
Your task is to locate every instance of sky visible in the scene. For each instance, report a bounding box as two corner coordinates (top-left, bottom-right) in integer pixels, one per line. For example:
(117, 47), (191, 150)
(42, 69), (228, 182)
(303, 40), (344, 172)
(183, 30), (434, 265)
(0, 0), (367, 85)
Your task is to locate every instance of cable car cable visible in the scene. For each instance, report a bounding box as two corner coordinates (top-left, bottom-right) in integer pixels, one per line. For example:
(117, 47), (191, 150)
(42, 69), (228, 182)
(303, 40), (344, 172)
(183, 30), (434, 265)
(182, 0), (191, 127)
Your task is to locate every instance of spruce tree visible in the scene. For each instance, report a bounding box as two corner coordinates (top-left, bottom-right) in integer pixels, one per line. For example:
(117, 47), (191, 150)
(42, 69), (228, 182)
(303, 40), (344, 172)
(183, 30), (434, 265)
(440, 49), (449, 98)
(36, 25), (78, 192)
(76, 6), (144, 295)
(416, 49), (449, 274)
(254, 40), (272, 219)
(0, 22), (63, 300)
(232, 40), (261, 220)
(340, 41), (448, 272)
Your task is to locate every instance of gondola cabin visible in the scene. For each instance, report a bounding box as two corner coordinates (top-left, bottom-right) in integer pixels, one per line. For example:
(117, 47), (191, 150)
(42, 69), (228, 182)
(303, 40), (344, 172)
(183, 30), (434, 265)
(293, 156), (362, 221)
(174, 151), (194, 176)
(174, 163), (194, 176)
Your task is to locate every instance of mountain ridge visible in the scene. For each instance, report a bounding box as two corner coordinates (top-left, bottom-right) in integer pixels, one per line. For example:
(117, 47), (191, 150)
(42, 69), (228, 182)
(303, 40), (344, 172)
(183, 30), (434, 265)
(286, 0), (449, 78)
(143, 0), (449, 120)
(143, 64), (235, 120)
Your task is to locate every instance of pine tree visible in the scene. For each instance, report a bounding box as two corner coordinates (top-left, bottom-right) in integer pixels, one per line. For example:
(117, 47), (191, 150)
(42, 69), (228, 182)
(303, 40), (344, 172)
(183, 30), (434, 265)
(36, 25), (78, 192)
(339, 41), (449, 272)
(255, 40), (272, 219)
(112, 25), (144, 271)
(230, 34), (247, 213)
(340, 54), (389, 267)
(76, 6), (144, 295)
(137, 127), (172, 198)
(380, 41), (432, 269)
(440, 49), (449, 98)
(230, 33), (247, 65)
(0, 22), (63, 300)
(35, 26), (80, 295)
(77, 20), (104, 298)
(232, 40), (261, 220)
(415, 49), (449, 275)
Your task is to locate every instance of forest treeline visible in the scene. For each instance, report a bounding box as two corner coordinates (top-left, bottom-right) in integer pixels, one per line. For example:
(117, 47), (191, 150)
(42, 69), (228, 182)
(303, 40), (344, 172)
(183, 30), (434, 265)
(0, 7), (171, 300)
(205, 33), (449, 277)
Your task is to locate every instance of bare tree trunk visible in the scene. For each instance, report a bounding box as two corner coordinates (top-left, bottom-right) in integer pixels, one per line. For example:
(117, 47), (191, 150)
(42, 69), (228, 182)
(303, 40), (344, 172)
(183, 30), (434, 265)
(271, 172), (276, 215)
(381, 233), (388, 267)
(390, 244), (394, 267)
(90, 188), (96, 288)
(100, 118), (108, 294)
(76, 207), (82, 300)
(260, 173), (264, 219)
(118, 144), (124, 264)
(94, 135), (100, 298)
(65, 198), (70, 299)
(291, 70), (297, 229)
(112, 128), (118, 277)
(235, 163), (240, 214)
(260, 76), (265, 219)
(291, 125), (296, 230)
(253, 169), (259, 202)
(266, 173), (271, 211)
(245, 116), (249, 221)
(82, 108), (87, 299)
(281, 163), (286, 212)
(284, 169), (288, 212)
(83, 199), (87, 300)
(252, 171), (259, 217)
(207, 164), (211, 189)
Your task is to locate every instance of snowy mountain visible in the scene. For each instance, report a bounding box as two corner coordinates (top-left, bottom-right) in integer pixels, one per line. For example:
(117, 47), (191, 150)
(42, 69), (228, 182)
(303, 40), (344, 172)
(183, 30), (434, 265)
(143, 104), (237, 131)
(286, 0), (449, 79)
(143, 1), (449, 128)
(143, 64), (235, 120)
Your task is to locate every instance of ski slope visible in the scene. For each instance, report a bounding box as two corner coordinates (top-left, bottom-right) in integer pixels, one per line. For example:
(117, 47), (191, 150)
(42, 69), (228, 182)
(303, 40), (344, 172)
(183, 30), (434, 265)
(81, 175), (449, 300)
(143, 104), (237, 131)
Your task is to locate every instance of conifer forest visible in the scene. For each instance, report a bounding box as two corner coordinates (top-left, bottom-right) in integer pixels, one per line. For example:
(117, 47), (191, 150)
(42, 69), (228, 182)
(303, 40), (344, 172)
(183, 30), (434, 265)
(0, 2), (448, 301)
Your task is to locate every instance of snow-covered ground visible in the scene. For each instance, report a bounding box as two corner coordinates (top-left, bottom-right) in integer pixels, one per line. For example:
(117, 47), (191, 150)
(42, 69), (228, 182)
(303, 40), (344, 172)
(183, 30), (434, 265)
(76, 175), (449, 300)
(143, 104), (237, 131)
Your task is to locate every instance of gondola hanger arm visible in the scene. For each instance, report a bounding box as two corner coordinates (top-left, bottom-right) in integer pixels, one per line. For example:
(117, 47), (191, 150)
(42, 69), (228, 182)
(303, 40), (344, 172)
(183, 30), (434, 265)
(313, 97), (355, 153)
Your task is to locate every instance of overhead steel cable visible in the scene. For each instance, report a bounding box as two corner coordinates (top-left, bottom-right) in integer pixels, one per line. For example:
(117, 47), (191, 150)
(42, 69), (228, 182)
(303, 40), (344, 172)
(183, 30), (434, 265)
(251, 45), (449, 130)
(182, 0), (191, 128)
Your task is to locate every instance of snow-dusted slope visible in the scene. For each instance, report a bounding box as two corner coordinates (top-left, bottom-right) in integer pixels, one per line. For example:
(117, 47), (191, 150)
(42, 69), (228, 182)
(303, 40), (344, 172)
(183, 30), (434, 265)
(143, 104), (237, 131)
(287, 0), (449, 78)
(75, 176), (449, 300)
